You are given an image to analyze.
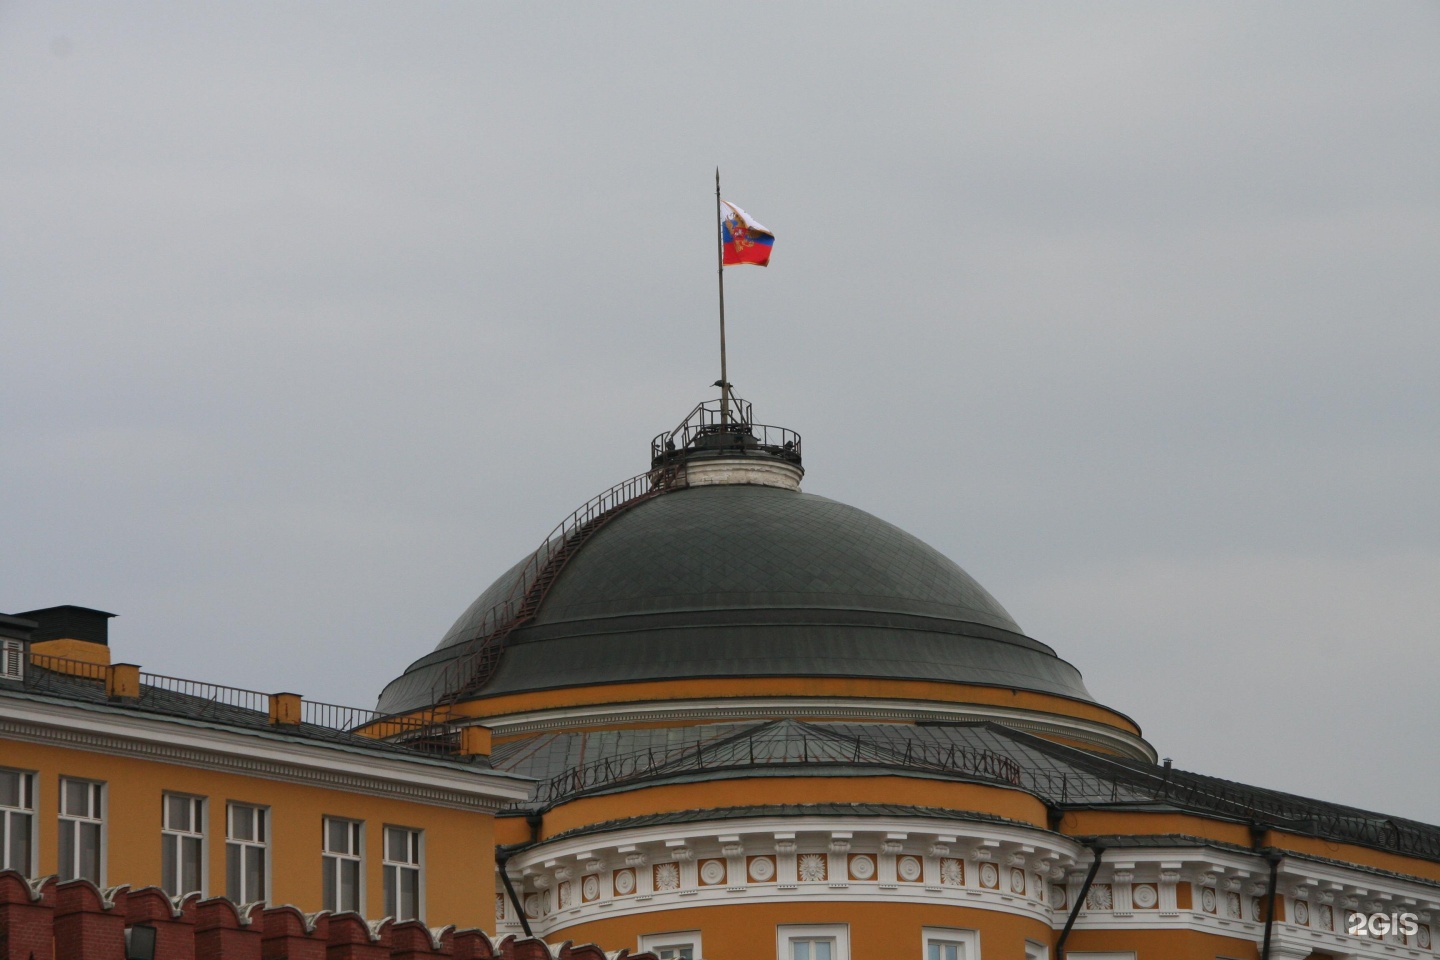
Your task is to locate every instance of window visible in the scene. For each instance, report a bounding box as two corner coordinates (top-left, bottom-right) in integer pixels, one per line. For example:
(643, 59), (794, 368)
(383, 826), (422, 921)
(162, 794), (205, 896)
(225, 803), (267, 904)
(1, 639), (23, 680)
(778, 924), (848, 960)
(639, 931), (703, 959)
(323, 817), (363, 913)
(1025, 941), (1049, 960)
(0, 768), (35, 874)
(58, 778), (104, 883)
(922, 927), (979, 960)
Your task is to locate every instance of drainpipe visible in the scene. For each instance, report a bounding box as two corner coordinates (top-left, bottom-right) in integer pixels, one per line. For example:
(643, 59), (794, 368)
(1260, 848), (1282, 960)
(496, 816), (542, 939)
(495, 845), (534, 938)
(1055, 842), (1106, 960)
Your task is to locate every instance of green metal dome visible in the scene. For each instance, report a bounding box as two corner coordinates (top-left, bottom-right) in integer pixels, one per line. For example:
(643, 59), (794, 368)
(376, 483), (1096, 714)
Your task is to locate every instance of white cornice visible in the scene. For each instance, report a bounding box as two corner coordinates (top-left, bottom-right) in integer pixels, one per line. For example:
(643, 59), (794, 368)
(480, 696), (1156, 762)
(498, 817), (1440, 957)
(0, 691), (532, 810)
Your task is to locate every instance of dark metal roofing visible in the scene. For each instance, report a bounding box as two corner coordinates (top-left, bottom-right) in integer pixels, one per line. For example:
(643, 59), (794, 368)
(16, 606), (115, 645)
(490, 720), (1440, 864)
(379, 485), (1095, 712)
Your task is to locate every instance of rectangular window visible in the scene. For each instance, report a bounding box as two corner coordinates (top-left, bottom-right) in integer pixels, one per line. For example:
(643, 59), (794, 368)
(1, 639), (23, 680)
(161, 794), (205, 897)
(922, 927), (979, 960)
(1025, 941), (1049, 960)
(779, 924), (849, 960)
(0, 768), (35, 874)
(639, 931), (703, 959)
(382, 826), (422, 921)
(225, 803), (267, 904)
(58, 778), (103, 883)
(323, 817), (363, 913)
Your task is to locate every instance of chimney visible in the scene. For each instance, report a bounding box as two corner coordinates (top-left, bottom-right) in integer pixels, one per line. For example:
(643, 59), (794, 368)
(17, 606), (117, 666)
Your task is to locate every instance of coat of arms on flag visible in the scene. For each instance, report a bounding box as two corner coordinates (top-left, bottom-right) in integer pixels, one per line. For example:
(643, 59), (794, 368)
(720, 200), (775, 267)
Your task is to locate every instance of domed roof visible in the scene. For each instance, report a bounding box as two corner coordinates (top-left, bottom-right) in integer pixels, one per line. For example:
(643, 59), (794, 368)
(376, 484), (1096, 714)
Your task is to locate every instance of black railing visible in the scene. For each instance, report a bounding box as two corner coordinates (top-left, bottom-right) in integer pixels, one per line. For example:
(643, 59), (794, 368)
(504, 719), (1440, 861)
(651, 397), (801, 467)
(424, 466), (680, 707)
(137, 671), (270, 715)
(19, 655), (458, 754)
(520, 727), (1023, 807)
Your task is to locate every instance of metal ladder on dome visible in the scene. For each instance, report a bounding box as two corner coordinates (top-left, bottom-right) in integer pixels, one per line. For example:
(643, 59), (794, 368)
(413, 462), (684, 738)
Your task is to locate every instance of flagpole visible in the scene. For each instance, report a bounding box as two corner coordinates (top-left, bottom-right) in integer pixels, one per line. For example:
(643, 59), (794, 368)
(715, 167), (730, 427)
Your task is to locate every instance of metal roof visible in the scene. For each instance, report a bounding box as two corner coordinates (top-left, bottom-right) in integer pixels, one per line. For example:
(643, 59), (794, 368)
(491, 719), (1440, 864)
(379, 485), (1096, 712)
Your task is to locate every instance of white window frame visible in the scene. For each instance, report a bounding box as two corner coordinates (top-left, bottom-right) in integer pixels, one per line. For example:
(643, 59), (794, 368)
(161, 793), (206, 897)
(322, 816), (365, 913)
(1024, 940), (1049, 960)
(1, 639), (24, 680)
(639, 930), (703, 959)
(0, 767), (37, 875)
(58, 777), (105, 884)
(922, 926), (980, 960)
(778, 923), (849, 960)
(382, 824), (423, 921)
(1065, 954), (1135, 960)
(225, 802), (269, 904)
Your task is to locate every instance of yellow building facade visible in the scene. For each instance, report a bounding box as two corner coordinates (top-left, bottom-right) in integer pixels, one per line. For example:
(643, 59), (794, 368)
(4, 397), (1438, 960)
(375, 398), (1440, 960)
(0, 606), (529, 933)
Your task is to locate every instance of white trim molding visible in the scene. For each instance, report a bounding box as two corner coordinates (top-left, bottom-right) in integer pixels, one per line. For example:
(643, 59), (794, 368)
(0, 691), (532, 810)
(778, 923), (848, 960)
(498, 815), (1440, 960)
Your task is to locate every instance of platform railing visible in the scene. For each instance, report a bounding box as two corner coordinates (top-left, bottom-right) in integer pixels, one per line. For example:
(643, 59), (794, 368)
(520, 726), (1024, 807)
(19, 653), (455, 751)
(650, 396), (800, 466)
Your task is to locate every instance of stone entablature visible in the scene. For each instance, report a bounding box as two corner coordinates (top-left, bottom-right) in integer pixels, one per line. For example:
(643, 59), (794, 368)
(496, 817), (1440, 959)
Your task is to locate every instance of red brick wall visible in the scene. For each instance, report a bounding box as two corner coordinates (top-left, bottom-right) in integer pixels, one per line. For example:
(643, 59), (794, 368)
(0, 871), (657, 960)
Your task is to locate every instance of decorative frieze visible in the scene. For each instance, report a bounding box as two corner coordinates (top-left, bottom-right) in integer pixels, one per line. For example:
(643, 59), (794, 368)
(494, 815), (1440, 960)
(939, 857), (964, 887)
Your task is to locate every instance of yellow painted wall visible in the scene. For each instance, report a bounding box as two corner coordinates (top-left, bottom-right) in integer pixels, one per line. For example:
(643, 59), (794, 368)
(1061, 927), (1264, 959)
(538, 775), (1050, 841)
(457, 676), (1142, 739)
(556, 902), (1272, 960)
(550, 901), (1053, 960)
(1057, 813), (1440, 885)
(1057, 809), (1256, 847)
(1264, 828), (1440, 883)
(29, 639), (111, 665)
(0, 736), (495, 927)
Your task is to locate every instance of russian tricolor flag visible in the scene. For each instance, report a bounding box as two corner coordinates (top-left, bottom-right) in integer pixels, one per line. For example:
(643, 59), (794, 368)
(720, 200), (775, 267)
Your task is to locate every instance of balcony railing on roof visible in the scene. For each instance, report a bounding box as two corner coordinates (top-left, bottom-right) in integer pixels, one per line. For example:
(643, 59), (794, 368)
(518, 726), (1024, 808)
(650, 396), (801, 468)
(17, 654), (459, 755)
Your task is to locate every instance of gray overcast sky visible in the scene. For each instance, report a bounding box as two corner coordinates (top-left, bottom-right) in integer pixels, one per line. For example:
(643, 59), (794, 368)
(3, 3), (1438, 822)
